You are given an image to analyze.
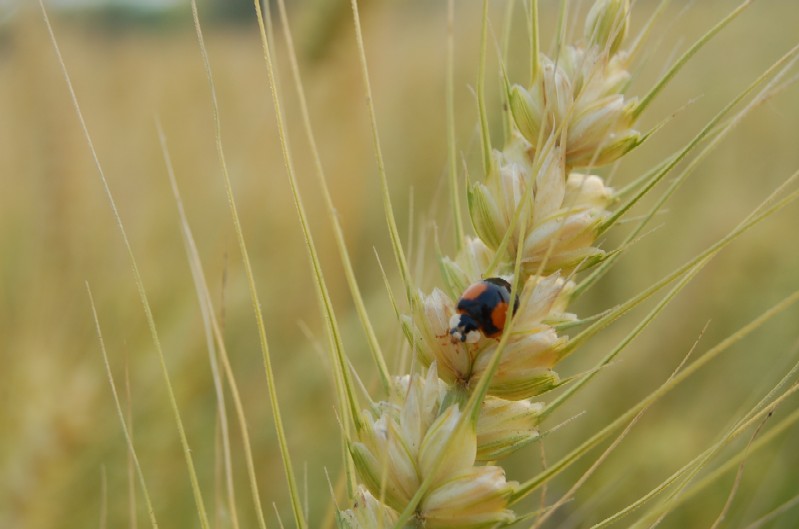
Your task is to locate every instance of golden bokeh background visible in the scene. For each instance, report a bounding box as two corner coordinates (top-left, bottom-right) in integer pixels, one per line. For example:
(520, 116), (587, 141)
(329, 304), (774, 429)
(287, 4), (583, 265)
(1, 1), (798, 527)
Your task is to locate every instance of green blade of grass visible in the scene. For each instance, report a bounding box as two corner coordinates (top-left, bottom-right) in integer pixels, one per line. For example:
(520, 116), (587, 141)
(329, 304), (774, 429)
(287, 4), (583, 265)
(627, 341), (799, 528)
(157, 122), (241, 529)
(586, 57), (799, 297)
(190, 1), (307, 527)
(500, 0), (517, 139)
(593, 358), (799, 528)
(273, 0), (392, 395)
(633, 0), (754, 119)
(553, 0), (568, 59)
(543, 254), (706, 419)
(256, 0), (370, 501)
(562, 170), (799, 361)
(252, 0), (364, 434)
(511, 289), (799, 505)
(448, 0), (467, 250)
(87, 285), (159, 529)
(158, 123), (269, 529)
(626, 0), (672, 63)
(531, 406), (650, 529)
(742, 492), (799, 529)
(374, 249), (404, 324)
(124, 361), (138, 529)
(530, 0), (540, 86)
(530, 324), (710, 526)
(595, 40), (799, 242)
(350, 0), (416, 306)
(99, 465), (108, 529)
(553, 163), (795, 408)
(630, 379), (799, 529)
(478, 0), (493, 176)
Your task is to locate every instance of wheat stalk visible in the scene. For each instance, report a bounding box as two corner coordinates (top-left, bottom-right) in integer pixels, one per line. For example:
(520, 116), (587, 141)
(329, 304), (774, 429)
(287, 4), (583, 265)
(334, 1), (799, 527)
(32, 0), (799, 528)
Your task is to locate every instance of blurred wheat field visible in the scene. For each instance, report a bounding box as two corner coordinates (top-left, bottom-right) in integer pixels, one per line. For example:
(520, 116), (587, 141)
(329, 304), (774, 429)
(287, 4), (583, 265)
(1, 1), (799, 528)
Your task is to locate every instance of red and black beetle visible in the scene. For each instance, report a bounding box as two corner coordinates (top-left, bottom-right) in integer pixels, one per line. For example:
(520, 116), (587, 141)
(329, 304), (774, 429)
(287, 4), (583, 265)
(449, 277), (520, 343)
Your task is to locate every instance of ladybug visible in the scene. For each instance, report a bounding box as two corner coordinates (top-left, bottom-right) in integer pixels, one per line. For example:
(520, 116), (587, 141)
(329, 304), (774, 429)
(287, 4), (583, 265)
(449, 277), (519, 343)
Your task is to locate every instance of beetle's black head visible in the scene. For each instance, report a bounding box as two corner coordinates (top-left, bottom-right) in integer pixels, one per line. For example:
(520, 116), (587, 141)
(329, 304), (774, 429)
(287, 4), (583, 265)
(450, 313), (480, 343)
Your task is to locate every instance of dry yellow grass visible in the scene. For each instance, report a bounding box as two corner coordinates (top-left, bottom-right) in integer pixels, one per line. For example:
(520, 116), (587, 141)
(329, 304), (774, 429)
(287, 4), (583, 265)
(1, 1), (799, 528)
